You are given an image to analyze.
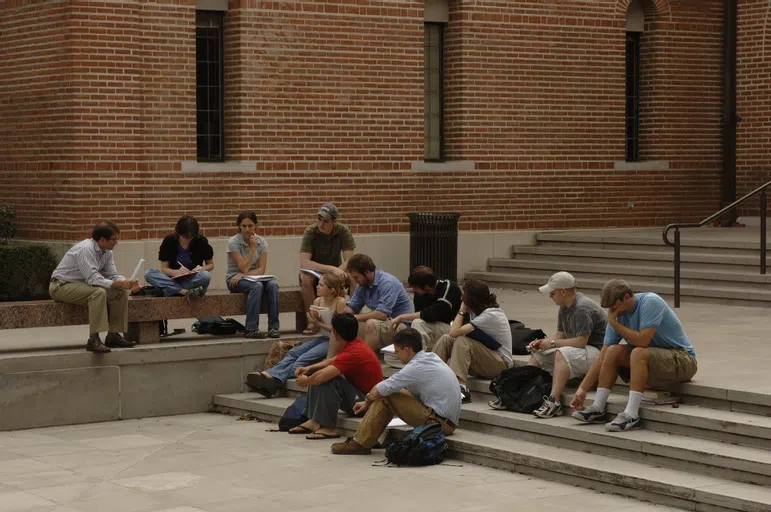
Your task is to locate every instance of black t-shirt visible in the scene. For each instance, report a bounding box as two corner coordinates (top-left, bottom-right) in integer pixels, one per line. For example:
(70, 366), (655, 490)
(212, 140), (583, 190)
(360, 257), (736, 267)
(415, 280), (462, 325)
(158, 234), (214, 269)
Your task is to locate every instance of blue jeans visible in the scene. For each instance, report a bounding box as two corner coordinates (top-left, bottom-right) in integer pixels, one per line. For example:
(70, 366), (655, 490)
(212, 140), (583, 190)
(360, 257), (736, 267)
(266, 336), (329, 383)
(228, 278), (280, 331)
(144, 268), (211, 297)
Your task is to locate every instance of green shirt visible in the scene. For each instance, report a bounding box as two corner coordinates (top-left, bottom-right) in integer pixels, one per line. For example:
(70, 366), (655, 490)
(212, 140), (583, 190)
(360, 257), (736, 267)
(299, 223), (356, 267)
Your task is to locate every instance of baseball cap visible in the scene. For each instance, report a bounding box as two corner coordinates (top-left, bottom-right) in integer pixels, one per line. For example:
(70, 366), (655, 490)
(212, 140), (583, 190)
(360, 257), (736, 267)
(317, 203), (339, 220)
(538, 271), (576, 294)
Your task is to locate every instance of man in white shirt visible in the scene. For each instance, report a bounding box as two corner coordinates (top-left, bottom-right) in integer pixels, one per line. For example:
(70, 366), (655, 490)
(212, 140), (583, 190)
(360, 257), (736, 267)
(49, 221), (140, 353)
(331, 327), (461, 455)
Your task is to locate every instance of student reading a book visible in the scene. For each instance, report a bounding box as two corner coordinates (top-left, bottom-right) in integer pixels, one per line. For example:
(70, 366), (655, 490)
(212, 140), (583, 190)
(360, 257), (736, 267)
(245, 273), (348, 397)
(226, 211), (280, 339)
(144, 215), (214, 300)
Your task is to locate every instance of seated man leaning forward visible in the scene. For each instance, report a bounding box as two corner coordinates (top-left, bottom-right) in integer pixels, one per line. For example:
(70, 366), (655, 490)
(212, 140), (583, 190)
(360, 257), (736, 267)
(390, 266), (462, 352)
(345, 254), (414, 352)
(289, 313), (384, 440)
(527, 271), (606, 419)
(331, 327), (461, 455)
(570, 278), (697, 432)
(298, 202), (356, 333)
(434, 279), (513, 404)
(49, 221), (140, 353)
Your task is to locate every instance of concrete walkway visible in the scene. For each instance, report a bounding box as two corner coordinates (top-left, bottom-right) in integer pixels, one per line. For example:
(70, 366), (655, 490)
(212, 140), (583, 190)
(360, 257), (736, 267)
(0, 413), (685, 512)
(2, 287), (768, 397)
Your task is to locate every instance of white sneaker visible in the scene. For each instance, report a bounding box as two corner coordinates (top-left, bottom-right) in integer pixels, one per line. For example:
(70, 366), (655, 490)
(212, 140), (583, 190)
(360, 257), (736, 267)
(533, 395), (562, 418)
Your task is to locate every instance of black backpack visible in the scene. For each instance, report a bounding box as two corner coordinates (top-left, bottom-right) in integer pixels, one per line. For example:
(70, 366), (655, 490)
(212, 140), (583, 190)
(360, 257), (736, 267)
(192, 317), (245, 335)
(489, 366), (552, 413)
(278, 395), (308, 431)
(509, 320), (547, 356)
(385, 423), (447, 466)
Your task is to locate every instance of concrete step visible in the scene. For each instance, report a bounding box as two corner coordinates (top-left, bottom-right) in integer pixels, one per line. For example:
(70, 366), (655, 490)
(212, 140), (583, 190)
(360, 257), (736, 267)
(458, 402), (771, 486)
(466, 270), (771, 306)
(537, 239), (770, 258)
(488, 258), (771, 288)
(512, 245), (771, 268)
(537, 230), (769, 251)
(211, 394), (771, 512)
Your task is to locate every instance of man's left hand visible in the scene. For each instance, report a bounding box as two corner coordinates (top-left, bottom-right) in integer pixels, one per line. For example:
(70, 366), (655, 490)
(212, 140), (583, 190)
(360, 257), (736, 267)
(296, 375), (310, 387)
(353, 401), (369, 415)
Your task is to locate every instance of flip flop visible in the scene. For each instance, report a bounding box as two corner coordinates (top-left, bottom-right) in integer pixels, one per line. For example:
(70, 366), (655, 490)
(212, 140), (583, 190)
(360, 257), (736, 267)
(288, 426), (313, 435)
(306, 432), (341, 440)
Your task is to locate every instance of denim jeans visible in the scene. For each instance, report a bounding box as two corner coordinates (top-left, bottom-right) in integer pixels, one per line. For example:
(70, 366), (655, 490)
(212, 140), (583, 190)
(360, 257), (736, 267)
(228, 278), (280, 331)
(266, 336), (329, 383)
(144, 268), (211, 297)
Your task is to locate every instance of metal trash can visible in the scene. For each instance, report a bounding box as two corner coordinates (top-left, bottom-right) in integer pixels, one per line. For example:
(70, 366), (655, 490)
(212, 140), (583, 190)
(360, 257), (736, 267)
(407, 212), (461, 281)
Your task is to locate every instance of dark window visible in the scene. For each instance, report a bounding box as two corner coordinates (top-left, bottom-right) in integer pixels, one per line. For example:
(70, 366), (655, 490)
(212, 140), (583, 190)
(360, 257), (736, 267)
(196, 11), (224, 162)
(625, 32), (641, 162)
(425, 23), (444, 162)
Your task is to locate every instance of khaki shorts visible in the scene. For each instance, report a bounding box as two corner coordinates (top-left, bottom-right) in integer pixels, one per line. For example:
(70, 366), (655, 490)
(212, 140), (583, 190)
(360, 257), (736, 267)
(532, 345), (600, 380)
(647, 348), (697, 386)
(356, 319), (406, 350)
(618, 347), (697, 388)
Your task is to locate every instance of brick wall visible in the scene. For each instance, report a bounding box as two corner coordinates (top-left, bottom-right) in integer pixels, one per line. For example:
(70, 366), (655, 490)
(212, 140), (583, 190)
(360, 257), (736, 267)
(1, 0), (732, 241)
(738, 0), (771, 216)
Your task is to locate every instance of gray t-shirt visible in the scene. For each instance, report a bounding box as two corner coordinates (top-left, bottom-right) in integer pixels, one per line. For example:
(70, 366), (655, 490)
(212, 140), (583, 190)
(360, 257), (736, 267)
(557, 293), (607, 349)
(226, 233), (268, 279)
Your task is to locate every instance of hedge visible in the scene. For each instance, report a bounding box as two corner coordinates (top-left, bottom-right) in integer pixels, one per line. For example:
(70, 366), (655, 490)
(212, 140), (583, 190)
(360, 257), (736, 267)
(0, 244), (58, 302)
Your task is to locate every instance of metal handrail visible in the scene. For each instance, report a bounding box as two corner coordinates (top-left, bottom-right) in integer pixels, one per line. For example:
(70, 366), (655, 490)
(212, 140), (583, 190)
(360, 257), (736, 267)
(662, 180), (771, 307)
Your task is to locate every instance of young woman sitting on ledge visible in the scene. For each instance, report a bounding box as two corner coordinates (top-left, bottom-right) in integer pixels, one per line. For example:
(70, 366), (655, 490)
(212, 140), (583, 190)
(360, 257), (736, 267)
(144, 215), (214, 300)
(226, 211), (280, 339)
(246, 273), (347, 398)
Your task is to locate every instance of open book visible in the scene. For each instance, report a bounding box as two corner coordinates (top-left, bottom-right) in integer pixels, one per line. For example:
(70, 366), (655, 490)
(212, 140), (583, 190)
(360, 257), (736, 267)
(242, 275), (277, 282)
(171, 270), (198, 280)
(300, 268), (322, 279)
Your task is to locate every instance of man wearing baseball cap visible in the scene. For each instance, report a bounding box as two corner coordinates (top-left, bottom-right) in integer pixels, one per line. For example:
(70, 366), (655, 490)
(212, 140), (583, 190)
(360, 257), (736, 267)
(570, 278), (697, 432)
(298, 203), (357, 329)
(527, 272), (607, 419)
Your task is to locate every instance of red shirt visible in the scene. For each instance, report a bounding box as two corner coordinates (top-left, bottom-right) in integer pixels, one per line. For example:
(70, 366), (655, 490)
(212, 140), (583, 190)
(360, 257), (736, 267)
(331, 338), (383, 393)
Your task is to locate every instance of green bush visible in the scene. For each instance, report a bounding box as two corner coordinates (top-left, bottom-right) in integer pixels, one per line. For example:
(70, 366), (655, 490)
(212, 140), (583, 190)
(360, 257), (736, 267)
(0, 244), (58, 302)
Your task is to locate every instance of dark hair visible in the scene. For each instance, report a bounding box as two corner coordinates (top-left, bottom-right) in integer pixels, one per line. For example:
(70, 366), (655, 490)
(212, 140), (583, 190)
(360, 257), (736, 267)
(346, 254), (376, 274)
(92, 221), (119, 241)
(331, 313), (359, 342)
(393, 328), (422, 354)
(408, 266), (437, 288)
(175, 215), (200, 239)
(236, 211), (258, 227)
(462, 279), (499, 315)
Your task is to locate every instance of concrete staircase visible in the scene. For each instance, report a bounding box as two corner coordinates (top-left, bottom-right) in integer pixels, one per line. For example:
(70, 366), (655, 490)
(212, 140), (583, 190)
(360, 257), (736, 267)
(213, 366), (771, 512)
(466, 229), (771, 306)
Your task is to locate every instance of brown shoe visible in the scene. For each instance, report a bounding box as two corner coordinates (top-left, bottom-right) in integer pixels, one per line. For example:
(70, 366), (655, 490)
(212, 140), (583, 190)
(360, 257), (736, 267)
(86, 338), (111, 353)
(331, 437), (371, 455)
(105, 333), (136, 348)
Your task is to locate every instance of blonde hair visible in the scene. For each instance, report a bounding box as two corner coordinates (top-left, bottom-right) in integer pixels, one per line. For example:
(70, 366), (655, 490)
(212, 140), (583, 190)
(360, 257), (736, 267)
(320, 273), (345, 298)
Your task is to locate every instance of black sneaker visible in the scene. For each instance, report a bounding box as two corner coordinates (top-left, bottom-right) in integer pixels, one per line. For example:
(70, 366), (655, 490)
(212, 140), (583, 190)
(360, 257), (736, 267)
(460, 386), (472, 404)
(186, 286), (204, 301)
(268, 329), (281, 339)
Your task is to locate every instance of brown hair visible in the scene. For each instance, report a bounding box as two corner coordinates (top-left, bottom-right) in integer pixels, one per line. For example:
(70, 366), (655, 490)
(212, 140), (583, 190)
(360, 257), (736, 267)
(320, 272), (345, 298)
(462, 279), (499, 315)
(346, 253), (376, 274)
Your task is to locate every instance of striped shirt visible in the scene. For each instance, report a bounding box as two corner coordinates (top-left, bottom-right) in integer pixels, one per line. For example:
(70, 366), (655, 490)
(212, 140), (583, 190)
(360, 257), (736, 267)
(51, 239), (124, 288)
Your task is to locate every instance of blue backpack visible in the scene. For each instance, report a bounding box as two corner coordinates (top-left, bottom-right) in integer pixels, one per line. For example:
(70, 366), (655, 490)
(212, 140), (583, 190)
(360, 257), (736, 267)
(385, 423), (447, 466)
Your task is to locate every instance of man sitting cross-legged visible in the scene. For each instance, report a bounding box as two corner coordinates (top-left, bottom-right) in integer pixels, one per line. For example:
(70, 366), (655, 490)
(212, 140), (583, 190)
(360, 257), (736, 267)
(331, 327), (461, 455)
(289, 313), (384, 440)
(570, 278), (697, 432)
(526, 272), (607, 419)
(389, 266), (462, 352)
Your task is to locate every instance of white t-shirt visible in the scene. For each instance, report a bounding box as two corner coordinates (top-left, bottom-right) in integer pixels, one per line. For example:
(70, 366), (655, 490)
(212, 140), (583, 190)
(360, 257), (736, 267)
(470, 307), (513, 368)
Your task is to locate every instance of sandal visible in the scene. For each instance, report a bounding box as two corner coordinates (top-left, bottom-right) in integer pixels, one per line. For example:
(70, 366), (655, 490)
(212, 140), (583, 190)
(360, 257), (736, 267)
(288, 426), (313, 435)
(306, 432), (341, 440)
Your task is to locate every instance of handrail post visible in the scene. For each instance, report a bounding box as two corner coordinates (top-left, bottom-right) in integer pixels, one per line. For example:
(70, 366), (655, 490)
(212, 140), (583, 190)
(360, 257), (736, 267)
(674, 228), (681, 308)
(762, 190), (767, 275)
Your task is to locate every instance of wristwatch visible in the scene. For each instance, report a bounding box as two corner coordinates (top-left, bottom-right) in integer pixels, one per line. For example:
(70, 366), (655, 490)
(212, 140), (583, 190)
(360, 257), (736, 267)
(550, 340), (557, 349)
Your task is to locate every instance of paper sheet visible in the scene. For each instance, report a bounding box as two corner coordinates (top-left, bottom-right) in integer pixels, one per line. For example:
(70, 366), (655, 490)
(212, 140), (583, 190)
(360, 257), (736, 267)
(387, 418), (407, 427)
(242, 275), (277, 282)
(129, 259), (145, 281)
